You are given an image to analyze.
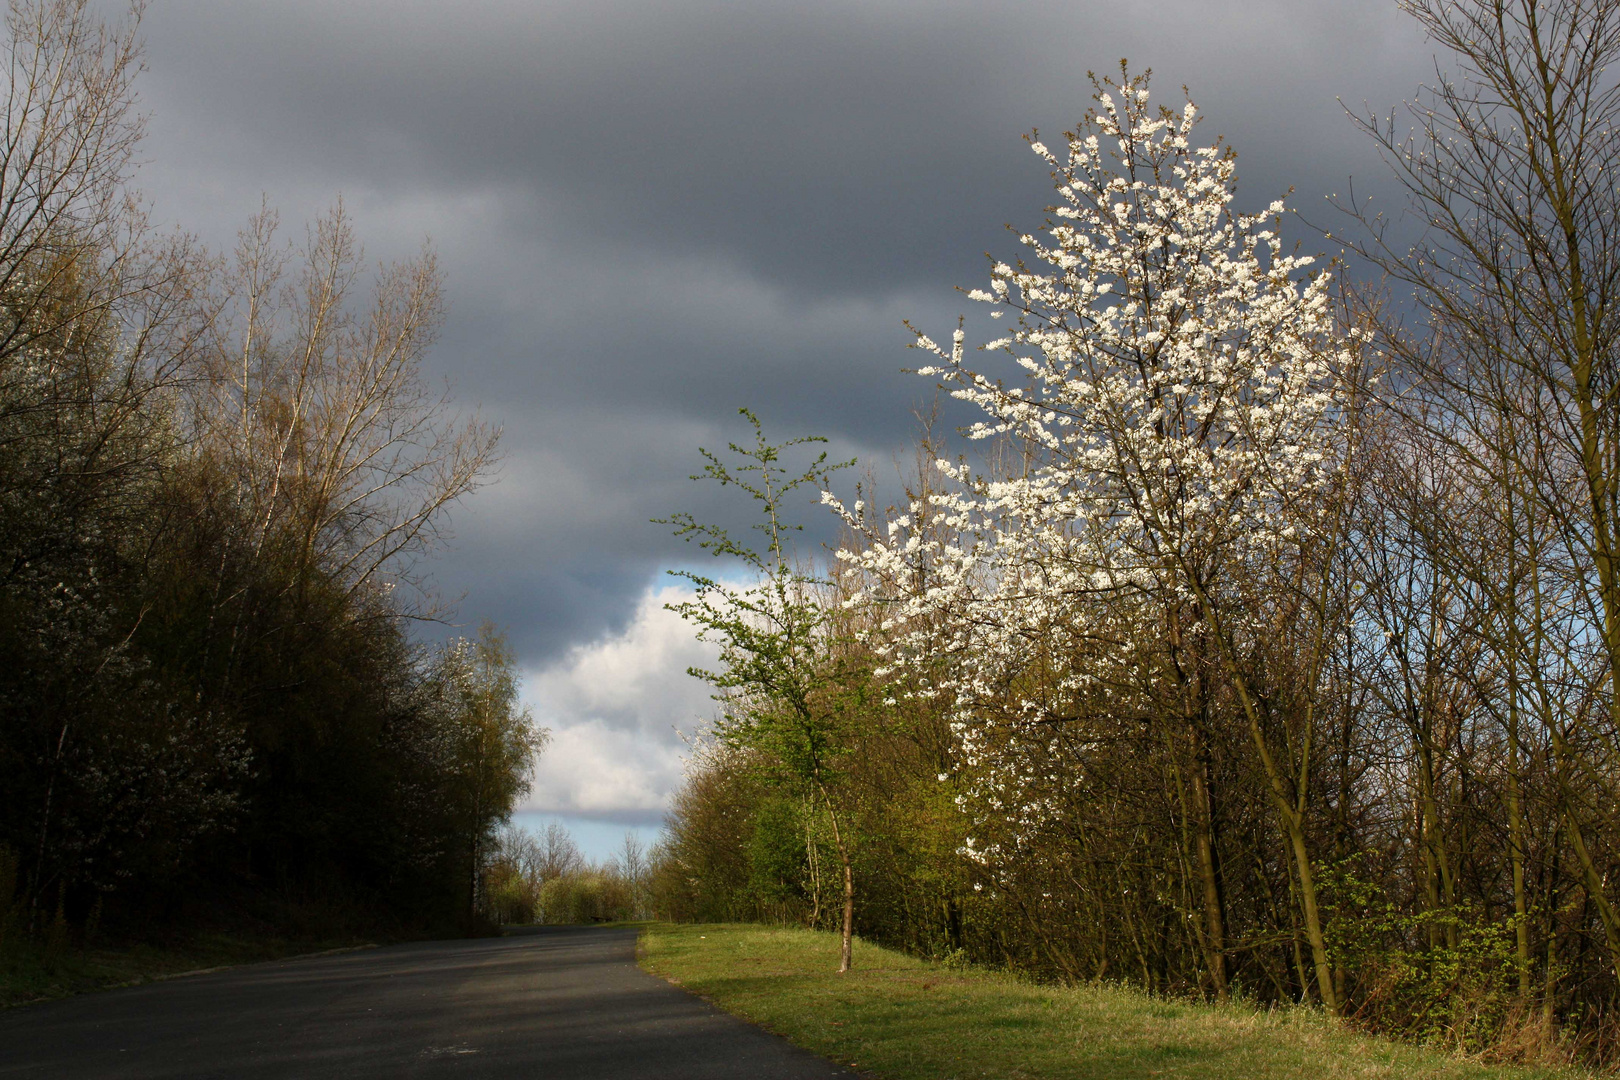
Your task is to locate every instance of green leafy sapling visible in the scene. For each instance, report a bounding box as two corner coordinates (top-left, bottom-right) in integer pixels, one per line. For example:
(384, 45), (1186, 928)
(657, 408), (864, 972)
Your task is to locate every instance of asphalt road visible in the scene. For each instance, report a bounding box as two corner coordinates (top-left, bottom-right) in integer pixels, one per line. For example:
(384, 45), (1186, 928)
(0, 927), (855, 1079)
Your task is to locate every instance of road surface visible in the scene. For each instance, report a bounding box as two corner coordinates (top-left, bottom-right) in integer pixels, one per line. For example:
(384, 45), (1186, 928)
(0, 926), (854, 1079)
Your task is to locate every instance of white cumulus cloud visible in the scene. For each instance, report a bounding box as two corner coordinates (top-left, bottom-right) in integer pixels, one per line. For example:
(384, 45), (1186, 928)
(519, 580), (719, 821)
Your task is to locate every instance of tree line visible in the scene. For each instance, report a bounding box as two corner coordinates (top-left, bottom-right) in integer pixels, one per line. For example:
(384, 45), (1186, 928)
(652, 0), (1620, 1065)
(0, 0), (540, 958)
(481, 821), (652, 925)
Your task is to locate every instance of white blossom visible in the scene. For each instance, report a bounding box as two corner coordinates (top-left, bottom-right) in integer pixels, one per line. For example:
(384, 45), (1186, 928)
(827, 77), (1354, 863)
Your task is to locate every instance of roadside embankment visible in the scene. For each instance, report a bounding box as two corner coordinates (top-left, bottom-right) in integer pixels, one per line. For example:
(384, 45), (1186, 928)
(2, 931), (378, 1008)
(639, 924), (1585, 1080)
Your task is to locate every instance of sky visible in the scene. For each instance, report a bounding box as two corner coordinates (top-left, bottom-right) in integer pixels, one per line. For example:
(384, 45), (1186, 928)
(124, 0), (1440, 858)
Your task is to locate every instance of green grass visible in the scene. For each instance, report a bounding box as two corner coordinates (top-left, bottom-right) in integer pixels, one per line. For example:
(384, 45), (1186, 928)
(639, 924), (1588, 1080)
(1, 932), (375, 1008)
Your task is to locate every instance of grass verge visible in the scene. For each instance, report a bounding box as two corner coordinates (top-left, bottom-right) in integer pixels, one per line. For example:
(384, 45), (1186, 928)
(1, 932), (375, 1008)
(639, 923), (1587, 1080)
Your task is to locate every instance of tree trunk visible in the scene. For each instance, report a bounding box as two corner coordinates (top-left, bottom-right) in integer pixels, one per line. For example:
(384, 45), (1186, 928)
(805, 804), (823, 929)
(818, 781), (855, 973)
(839, 850), (854, 974)
(1282, 809), (1336, 1010)
(1505, 675), (1532, 999)
(1183, 574), (1339, 1012)
(1165, 607), (1230, 1000)
(1189, 750), (1229, 1001)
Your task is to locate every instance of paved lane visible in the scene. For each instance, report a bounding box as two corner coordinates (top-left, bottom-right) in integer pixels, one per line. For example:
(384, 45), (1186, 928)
(0, 927), (853, 1079)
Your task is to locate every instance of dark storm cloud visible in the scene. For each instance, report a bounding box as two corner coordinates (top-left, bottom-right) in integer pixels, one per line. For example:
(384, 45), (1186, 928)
(140, 1), (1428, 293)
(127, 0), (1439, 673)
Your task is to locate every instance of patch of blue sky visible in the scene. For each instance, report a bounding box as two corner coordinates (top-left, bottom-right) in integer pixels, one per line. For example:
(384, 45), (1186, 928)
(509, 811), (664, 866)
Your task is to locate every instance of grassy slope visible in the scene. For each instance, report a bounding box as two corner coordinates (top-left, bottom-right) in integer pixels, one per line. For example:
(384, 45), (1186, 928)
(640, 924), (1586, 1080)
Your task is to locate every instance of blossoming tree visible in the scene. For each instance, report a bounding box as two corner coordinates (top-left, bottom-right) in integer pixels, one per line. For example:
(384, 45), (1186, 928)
(833, 69), (1361, 1008)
